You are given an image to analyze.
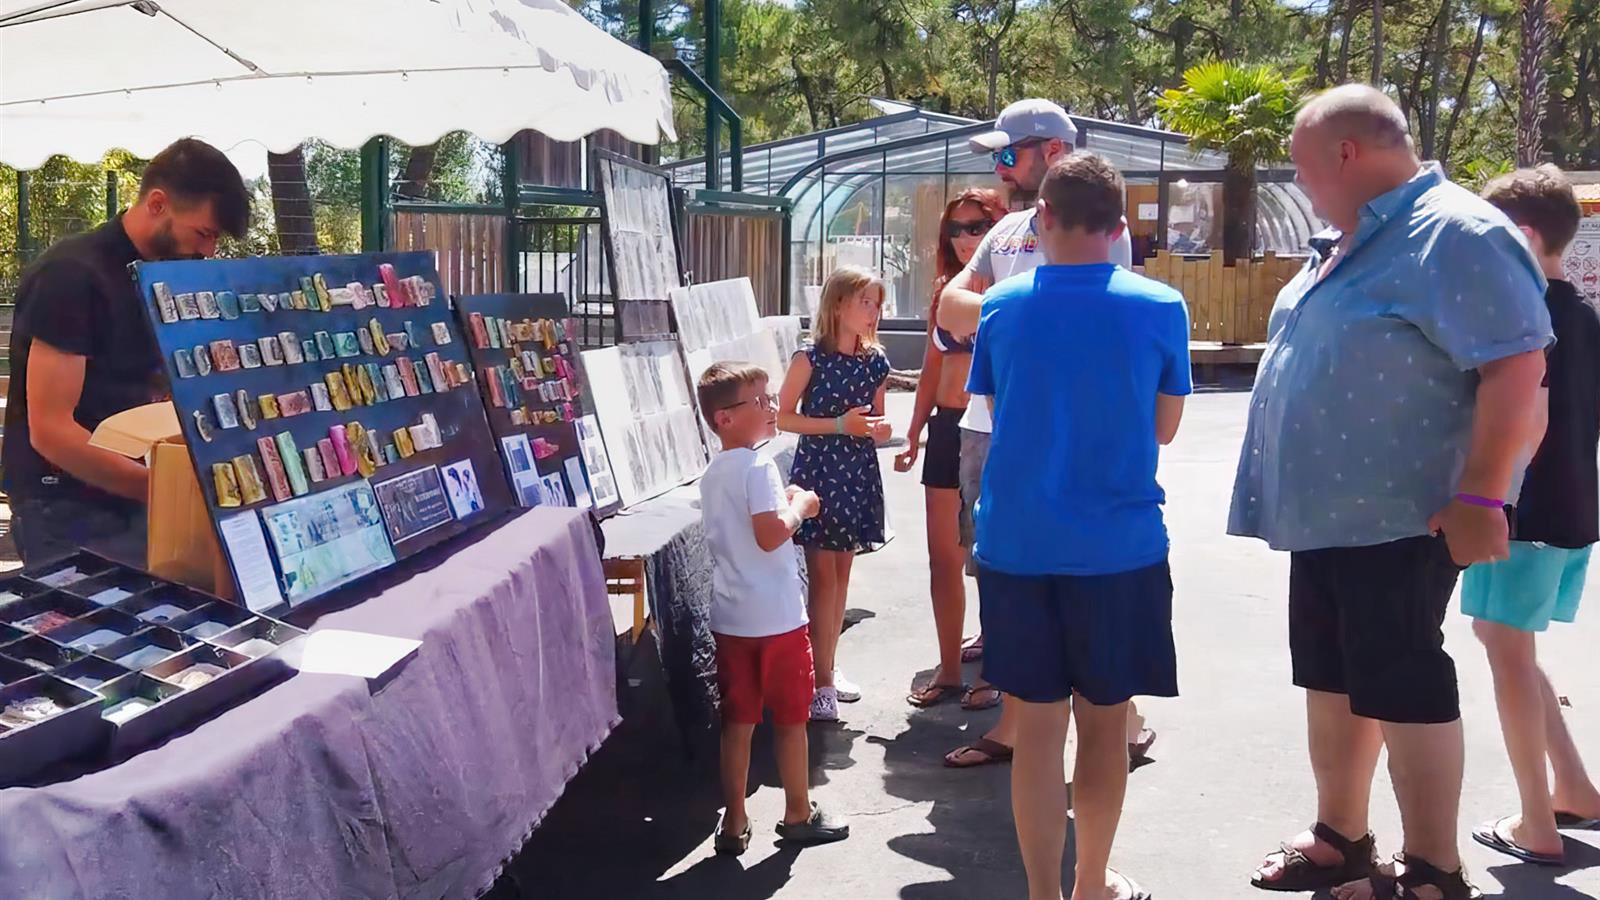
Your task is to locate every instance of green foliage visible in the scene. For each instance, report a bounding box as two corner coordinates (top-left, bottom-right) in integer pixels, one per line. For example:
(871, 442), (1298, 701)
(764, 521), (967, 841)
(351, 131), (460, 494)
(1156, 61), (1306, 170)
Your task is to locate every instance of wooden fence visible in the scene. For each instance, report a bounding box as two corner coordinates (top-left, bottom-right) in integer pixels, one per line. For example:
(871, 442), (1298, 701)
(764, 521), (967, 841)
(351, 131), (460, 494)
(390, 211), (504, 297)
(682, 207), (786, 316)
(1139, 251), (1305, 344)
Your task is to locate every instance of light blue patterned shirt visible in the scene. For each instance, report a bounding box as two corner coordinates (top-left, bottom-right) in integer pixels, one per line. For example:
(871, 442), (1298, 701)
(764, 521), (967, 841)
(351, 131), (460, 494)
(1228, 165), (1552, 551)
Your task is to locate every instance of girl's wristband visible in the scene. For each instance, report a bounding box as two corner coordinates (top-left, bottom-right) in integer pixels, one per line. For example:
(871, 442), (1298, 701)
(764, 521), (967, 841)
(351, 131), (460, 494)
(1454, 492), (1504, 509)
(834, 415), (844, 435)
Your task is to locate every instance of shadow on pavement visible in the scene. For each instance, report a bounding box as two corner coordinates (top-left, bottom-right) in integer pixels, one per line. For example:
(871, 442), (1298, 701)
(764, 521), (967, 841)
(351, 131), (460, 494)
(867, 661), (1041, 900)
(871, 664), (1167, 900)
(1482, 834), (1600, 899)
(488, 639), (863, 900)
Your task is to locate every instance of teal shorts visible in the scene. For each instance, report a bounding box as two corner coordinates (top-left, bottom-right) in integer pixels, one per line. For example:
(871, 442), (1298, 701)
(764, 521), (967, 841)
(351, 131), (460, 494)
(1460, 542), (1591, 632)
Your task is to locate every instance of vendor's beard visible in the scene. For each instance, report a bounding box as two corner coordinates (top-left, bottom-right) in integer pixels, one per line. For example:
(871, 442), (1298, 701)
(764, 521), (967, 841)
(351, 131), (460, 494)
(148, 221), (203, 260)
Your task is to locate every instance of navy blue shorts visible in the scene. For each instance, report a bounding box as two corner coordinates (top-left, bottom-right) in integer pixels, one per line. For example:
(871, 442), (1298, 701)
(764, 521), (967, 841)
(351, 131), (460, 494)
(977, 560), (1179, 705)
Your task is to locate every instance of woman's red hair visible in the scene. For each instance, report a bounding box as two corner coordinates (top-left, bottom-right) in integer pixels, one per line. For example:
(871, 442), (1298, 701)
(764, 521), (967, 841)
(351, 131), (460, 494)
(935, 188), (1008, 284)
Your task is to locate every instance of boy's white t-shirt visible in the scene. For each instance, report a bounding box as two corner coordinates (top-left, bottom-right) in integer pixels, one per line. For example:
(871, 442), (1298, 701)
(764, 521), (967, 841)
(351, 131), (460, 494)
(959, 208), (1135, 433)
(700, 448), (808, 638)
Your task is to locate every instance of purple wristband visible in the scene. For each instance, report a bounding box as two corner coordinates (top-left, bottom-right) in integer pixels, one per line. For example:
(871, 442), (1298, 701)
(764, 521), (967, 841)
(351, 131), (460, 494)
(1454, 492), (1504, 509)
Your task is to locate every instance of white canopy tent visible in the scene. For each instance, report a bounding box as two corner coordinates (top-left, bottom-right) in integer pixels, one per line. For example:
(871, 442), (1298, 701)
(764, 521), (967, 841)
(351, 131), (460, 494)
(0, 0), (676, 175)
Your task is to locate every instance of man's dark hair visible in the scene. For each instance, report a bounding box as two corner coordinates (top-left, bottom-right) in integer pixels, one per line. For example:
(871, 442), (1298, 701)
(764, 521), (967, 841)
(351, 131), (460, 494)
(1481, 164), (1582, 255)
(1039, 152), (1124, 235)
(138, 138), (251, 239)
(696, 361), (768, 429)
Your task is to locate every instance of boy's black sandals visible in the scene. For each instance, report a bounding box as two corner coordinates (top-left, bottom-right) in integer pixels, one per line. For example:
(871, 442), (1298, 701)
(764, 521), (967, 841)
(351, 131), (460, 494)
(715, 819), (752, 856)
(775, 803), (849, 845)
(1251, 822), (1377, 892)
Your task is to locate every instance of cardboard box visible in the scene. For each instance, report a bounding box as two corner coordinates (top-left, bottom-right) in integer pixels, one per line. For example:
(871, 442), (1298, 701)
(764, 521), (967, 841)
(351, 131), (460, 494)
(88, 403), (234, 601)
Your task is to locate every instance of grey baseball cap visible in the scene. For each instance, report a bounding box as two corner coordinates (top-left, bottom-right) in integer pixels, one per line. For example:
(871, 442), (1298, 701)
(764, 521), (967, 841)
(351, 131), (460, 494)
(968, 98), (1079, 153)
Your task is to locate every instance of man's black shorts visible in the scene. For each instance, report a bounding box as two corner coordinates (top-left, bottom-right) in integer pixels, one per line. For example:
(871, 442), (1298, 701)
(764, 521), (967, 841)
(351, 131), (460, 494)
(1289, 534), (1463, 724)
(920, 405), (964, 490)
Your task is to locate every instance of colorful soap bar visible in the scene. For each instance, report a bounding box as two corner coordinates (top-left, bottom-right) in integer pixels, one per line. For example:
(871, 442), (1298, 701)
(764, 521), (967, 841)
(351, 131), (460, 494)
(257, 436), (293, 501)
(275, 432), (310, 496)
(232, 454), (268, 504)
(317, 438), (341, 481)
(212, 462), (242, 507)
(329, 426), (356, 476)
(303, 447), (327, 483)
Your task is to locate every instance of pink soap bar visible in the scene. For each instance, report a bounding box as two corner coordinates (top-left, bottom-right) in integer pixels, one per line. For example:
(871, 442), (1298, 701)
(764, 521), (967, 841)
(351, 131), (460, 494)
(317, 439), (341, 481)
(328, 426), (357, 476)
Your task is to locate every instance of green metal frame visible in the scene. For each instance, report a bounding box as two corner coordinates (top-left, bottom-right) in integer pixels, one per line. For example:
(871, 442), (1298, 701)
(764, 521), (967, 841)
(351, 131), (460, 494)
(666, 59), (742, 192)
(359, 137), (391, 252)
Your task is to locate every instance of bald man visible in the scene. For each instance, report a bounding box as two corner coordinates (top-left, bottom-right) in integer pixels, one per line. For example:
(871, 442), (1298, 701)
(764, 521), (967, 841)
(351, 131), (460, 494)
(1229, 85), (1551, 899)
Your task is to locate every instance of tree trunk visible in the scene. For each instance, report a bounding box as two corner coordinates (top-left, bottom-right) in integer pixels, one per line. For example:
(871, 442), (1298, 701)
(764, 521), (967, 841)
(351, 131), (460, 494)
(1171, 16), (1194, 87)
(1315, 0), (1339, 88)
(266, 146), (319, 255)
(396, 142), (439, 201)
(1518, 0), (1550, 166)
(1440, 12), (1488, 165)
(1336, 0), (1354, 83)
(1222, 161), (1255, 266)
(1370, 0), (1384, 86)
(1227, 0), (1244, 58)
(1420, 0), (1451, 159)
(986, 41), (1001, 116)
(1122, 73), (1141, 121)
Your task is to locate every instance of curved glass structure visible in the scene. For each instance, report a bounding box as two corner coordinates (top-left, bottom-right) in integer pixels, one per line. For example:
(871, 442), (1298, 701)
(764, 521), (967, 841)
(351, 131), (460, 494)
(667, 107), (1318, 319)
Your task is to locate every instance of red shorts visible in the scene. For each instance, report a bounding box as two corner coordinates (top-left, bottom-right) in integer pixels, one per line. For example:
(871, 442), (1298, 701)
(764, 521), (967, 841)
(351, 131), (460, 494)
(714, 626), (814, 726)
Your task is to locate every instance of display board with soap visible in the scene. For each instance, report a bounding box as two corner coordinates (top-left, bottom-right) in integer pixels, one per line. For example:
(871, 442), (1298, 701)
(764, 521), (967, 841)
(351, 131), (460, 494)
(453, 293), (621, 517)
(132, 252), (514, 609)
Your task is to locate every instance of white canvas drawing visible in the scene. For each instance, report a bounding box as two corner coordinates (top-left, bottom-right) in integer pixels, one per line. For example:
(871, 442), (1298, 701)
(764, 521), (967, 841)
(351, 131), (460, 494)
(582, 342), (709, 508)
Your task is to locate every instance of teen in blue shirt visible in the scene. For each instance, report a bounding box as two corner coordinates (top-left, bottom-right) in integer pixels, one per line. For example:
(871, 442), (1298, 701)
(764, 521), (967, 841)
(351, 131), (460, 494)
(966, 151), (1190, 900)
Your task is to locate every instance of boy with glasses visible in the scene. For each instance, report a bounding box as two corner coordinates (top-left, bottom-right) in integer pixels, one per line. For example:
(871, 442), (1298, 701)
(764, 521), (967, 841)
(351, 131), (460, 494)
(697, 362), (850, 854)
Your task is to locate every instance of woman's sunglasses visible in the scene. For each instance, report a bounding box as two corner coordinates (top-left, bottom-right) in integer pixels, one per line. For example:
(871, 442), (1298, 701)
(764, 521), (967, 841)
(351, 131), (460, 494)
(945, 220), (993, 239)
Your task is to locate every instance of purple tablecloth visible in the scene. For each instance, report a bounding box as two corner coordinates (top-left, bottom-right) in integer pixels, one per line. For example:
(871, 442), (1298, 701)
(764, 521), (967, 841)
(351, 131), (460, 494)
(0, 508), (617, 900)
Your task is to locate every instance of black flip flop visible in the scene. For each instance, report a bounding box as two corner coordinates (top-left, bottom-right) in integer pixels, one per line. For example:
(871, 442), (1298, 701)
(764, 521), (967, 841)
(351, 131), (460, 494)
(944, 737), (1013, 768)
(907, 682), (965, 708)
(1555, 811), (1600, 830)
(1471, 817), (1564, 866)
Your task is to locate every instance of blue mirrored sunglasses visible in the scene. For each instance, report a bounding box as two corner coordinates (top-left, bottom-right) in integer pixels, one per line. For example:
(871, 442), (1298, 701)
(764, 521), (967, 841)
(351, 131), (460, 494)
(991, 140), (1043, 169)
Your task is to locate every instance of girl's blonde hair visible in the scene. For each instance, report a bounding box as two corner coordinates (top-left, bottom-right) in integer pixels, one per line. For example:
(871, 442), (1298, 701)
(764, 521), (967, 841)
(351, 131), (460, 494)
(814, 265), (885, 355)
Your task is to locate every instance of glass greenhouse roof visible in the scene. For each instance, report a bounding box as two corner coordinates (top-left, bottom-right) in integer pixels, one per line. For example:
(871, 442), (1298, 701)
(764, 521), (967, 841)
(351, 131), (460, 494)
(666, 105), (1314, 320)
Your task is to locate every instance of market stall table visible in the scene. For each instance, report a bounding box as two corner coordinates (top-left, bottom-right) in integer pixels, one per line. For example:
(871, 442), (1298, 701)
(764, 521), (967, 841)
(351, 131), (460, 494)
(0, 507), (615, 900)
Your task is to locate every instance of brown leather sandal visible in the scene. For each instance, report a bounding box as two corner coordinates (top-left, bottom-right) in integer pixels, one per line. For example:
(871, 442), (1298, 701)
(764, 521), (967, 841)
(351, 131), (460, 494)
(1387, 854), (1483, 900)
(943, 737), (1012, 768)
(1250, 822), (1378, 892)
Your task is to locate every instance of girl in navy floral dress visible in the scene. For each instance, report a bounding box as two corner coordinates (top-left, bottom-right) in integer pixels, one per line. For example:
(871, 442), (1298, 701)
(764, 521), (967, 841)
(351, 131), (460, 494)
(778, 265), (892, 721)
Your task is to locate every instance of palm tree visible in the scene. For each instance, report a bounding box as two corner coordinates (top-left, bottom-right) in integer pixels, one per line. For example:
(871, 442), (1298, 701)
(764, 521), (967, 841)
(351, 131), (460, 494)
(1518, 0), (1550, 166)
(1157, 61), (1306, 265)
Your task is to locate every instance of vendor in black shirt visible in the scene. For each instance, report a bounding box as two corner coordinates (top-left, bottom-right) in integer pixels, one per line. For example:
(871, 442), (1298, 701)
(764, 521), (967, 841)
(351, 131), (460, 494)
(3, 138), (250, 565)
